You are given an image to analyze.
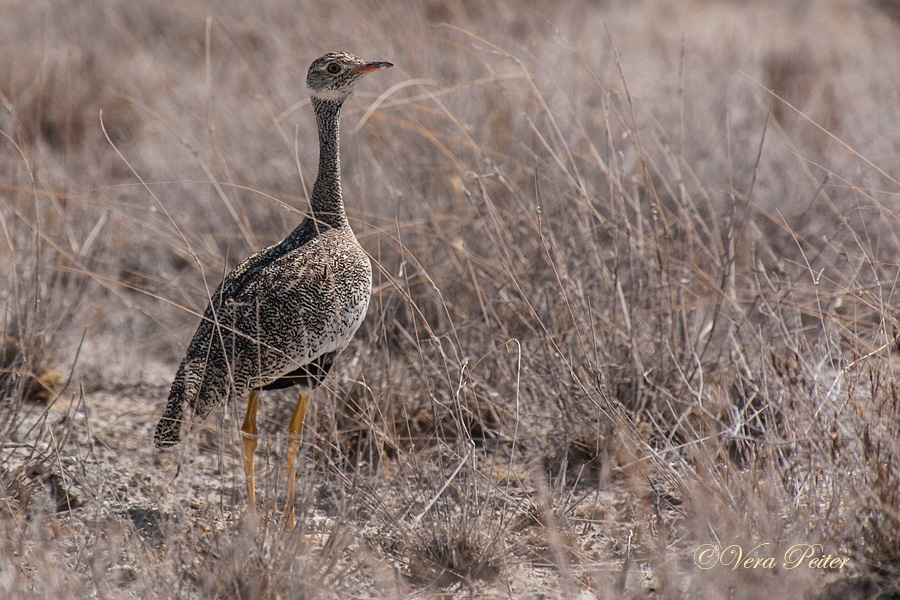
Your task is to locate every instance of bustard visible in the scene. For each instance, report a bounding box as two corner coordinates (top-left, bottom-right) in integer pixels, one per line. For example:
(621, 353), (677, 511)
(154, 52), (392, 526)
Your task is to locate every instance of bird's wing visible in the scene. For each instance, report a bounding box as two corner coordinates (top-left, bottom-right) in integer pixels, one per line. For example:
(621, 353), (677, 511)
(226, 236), (342, 385)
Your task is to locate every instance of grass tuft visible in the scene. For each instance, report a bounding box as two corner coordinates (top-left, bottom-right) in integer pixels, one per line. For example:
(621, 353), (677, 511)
(3, 0), (900, 597)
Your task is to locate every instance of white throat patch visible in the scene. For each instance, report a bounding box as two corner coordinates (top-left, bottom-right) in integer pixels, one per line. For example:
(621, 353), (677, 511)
(308, 87), (349, 103)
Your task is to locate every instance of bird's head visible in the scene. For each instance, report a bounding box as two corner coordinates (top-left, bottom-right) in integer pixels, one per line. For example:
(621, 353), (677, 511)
(306, 52), (393, 103)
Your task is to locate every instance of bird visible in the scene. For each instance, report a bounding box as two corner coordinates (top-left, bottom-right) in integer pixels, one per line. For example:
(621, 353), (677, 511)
(154, 52), (393, 526)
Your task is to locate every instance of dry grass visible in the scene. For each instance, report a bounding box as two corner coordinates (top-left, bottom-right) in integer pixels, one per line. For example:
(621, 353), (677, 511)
(3, 0), (900, 597)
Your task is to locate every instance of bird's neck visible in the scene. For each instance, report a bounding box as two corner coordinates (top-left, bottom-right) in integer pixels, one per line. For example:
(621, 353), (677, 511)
(310, 97), (347, 230)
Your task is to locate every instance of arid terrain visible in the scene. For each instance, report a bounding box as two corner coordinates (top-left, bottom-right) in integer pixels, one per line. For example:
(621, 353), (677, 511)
(2, 0), (900, 598)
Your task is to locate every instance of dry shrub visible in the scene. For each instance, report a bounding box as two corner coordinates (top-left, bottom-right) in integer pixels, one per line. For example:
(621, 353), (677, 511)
(2, 0), (900, 598)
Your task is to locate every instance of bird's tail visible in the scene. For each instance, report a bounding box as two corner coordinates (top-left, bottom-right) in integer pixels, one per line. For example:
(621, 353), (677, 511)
(154, 366), (194, 449)
(154, 403), (183, 448)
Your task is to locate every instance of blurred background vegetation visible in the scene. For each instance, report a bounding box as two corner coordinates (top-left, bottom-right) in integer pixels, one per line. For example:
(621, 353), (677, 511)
(2, 0), (900, 597)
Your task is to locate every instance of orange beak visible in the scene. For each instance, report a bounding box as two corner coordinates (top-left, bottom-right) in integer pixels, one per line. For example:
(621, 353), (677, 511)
(349, 61), (393, 75)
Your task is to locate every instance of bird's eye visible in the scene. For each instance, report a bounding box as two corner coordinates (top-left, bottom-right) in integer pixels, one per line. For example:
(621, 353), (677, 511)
(325, 62), (342, 75)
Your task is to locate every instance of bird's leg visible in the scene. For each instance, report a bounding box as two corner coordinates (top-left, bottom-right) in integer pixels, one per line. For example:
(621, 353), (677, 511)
(240, 391), (261, 511)
(285, 391), (311, 529)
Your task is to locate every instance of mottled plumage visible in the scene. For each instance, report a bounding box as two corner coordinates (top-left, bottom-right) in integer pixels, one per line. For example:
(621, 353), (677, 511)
(155, 53), (392, 451)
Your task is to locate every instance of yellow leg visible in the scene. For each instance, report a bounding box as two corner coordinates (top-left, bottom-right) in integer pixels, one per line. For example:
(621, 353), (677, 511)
(285, 391), (311, 529)
(240, 391), (261, 511)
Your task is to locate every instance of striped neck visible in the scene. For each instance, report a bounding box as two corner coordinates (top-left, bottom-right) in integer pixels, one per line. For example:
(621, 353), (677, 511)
(310, 97), (347, 230)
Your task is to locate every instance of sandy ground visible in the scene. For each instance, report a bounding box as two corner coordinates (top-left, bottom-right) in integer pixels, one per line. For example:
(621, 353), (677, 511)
(3, 361), (842, 598)
(5, 368), (652, 598)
